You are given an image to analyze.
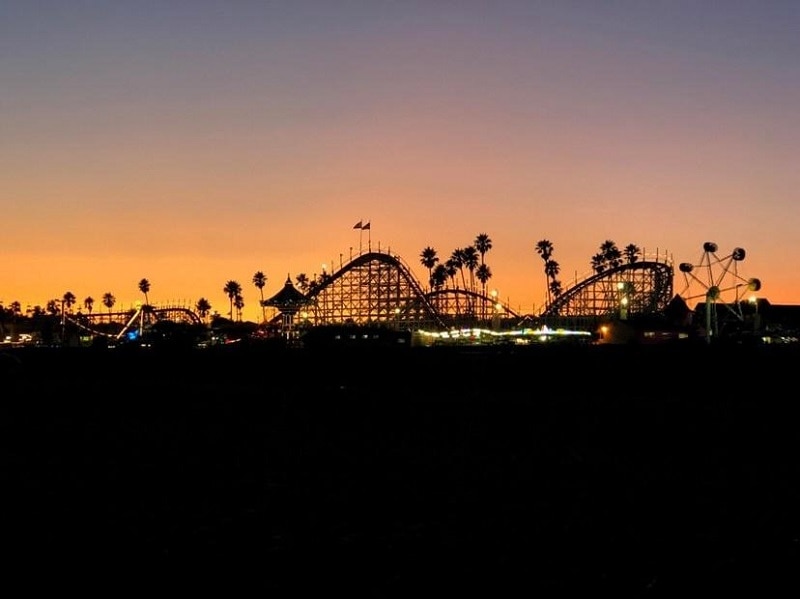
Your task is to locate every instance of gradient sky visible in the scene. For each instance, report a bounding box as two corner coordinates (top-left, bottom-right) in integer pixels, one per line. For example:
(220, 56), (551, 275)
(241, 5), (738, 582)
(3, 1), (799, 320)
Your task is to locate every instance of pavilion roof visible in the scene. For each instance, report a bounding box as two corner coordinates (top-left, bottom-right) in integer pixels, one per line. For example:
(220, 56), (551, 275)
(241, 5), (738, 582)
(263, 275), (312, 313)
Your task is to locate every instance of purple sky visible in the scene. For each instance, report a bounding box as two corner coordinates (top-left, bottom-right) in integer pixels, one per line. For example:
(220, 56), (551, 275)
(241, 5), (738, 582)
(3, 1), (798, 319)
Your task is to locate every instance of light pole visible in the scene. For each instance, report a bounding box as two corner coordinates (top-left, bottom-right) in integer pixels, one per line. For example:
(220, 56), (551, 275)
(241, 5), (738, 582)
(617, 281), (631, 320)
(705, 286), (720, 343)
(136, 300), (143, 341)
(749, 295), (759, 333)
(491, 290), (502, 330)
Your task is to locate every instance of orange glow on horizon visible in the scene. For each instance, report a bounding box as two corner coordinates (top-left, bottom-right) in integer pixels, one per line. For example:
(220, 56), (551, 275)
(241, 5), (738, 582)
(3, 4), (798, 318)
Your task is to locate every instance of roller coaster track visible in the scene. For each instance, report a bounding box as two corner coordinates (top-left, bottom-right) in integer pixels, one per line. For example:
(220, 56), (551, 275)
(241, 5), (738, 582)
(540, 258), (674, 319)
(65, 305), (202, 340)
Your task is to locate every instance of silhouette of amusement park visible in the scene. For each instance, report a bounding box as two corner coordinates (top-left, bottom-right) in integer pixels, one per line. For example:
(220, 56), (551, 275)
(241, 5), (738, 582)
(40, 238), (795, 349)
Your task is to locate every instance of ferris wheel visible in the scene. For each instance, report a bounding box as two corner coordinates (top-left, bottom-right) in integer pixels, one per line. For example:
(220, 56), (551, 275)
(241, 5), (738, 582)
(677, 242), (761, 339)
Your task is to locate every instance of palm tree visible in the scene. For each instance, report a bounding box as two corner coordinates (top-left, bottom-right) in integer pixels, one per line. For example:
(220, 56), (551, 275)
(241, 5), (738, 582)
(195, 297), (212, 322)
(138, 278), (151, 306)
(62, 291), (76, 314)
(535, 239), (553, 262)
(476, 263), (492, 293)
(223, 280), (242, 321)
(624, 244), (641, 264)
(444, 259), (458, 289)
(430, 263), (448, 313)
(449, 248), (467, 290)
(102, 292), (116, 322)
(83, 296), (94, 314)
(474, 233), (493, 317)
(544, 259), (561, 291)
(591, 253), (606, 274)
(420, 247), (439, 290)
(295, 273), (310, 293)
(549, 279), (563, 301)
(431, 264), (448, 291)
(60, 292), (76, 341)
(590, 240), (623, 275)
(474, 233), (492, 265)
(547, 265), (563, 305)
(46, 299), (60, 316)
(600, 240), (622, 270)
(252, 271), (267, 322)
(476, 263), (492, 319)
(457, 246), (479, 317)
(463, 246), (479, 293)
(234, 293), (245, 322)
(535, 239), (555, 308)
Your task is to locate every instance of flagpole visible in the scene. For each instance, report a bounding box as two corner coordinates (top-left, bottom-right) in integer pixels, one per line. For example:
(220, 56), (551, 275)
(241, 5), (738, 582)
(361, 220), (371, 252)
(353, 219), (363, 253)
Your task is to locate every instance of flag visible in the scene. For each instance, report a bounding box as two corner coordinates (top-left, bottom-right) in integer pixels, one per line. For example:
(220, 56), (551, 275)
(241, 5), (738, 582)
(362, 221), (370, 230)
(353, 220), (362, 229)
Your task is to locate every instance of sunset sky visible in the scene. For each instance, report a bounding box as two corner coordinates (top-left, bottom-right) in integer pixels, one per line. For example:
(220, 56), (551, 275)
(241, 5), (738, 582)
(3, 1), (798, 320)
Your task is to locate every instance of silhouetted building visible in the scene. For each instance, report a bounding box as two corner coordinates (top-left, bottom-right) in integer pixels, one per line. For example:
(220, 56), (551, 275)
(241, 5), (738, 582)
(263, 275), (313, 339)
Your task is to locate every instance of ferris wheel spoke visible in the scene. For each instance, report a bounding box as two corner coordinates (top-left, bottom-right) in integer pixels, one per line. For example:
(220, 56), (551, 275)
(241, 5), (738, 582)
(678, 242), (761, 341)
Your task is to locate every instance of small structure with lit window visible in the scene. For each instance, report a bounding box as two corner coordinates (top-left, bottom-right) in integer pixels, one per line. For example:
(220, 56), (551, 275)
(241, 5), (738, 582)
(263, 275), (313, 341)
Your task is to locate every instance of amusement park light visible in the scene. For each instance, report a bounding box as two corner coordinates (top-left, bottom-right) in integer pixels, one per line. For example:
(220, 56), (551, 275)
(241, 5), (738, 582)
(415, 325), (592, 346)
(749, 295), (759, 315)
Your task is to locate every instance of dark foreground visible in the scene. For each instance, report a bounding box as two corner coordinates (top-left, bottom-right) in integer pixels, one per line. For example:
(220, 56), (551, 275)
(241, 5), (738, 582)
(3, 342), (800, 594)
